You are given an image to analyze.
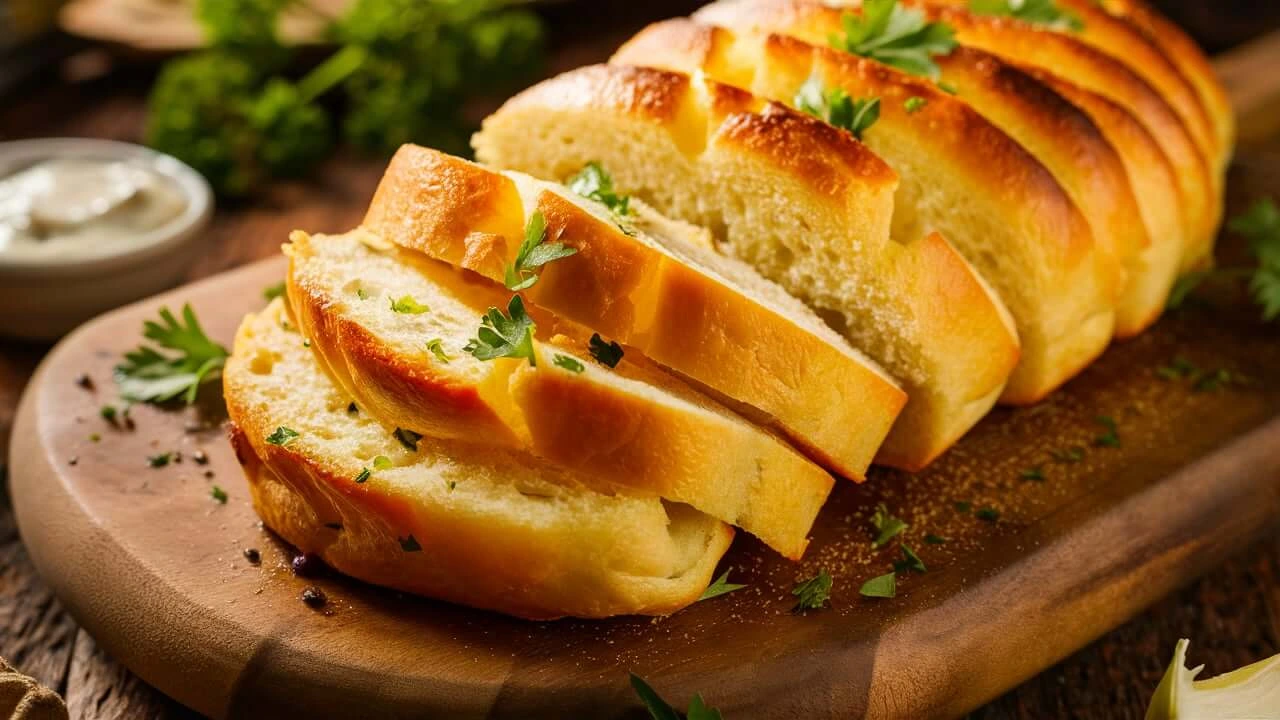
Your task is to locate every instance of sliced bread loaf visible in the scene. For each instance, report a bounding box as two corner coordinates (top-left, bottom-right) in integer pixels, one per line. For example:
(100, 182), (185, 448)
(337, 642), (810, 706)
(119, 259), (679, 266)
(286, 229), (833, 559)
(644, 11), (1170, 335)
(224, 298), (735, 620)
(475, 64), (1120, 409)
(363, 145), (908, 476)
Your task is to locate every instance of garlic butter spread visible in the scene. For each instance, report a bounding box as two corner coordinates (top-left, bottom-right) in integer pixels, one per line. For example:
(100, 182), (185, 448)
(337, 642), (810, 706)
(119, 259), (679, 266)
(0, 159), (188, 261)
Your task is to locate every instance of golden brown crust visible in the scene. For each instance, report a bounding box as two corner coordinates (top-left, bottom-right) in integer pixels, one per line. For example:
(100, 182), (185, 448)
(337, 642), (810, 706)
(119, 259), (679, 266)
(365, 145), (907, 479)
(615, 20), (1109, 404)
(224, 303), (736, 620)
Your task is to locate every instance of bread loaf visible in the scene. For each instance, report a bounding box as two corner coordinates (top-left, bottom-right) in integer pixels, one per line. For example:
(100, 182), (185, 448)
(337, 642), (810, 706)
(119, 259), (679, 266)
(224, 299), (735, 620)
(363, 145), (909, 477)
(286, 229), (834, 558)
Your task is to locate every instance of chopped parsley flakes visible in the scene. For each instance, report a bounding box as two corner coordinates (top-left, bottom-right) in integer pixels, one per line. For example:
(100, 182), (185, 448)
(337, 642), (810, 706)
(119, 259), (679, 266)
(859, 571), (897, 599)
(265, 426), (299, 446)
(211, 485), (228, 504)
(870, 503), (908, 547)
(425, 338), (451, 363)
(698, 570), (746, 602)
(390, 295), (429, 314)
(464, 295), (538, 366)
(795, 77), (880, 139)
(567, 162), (631, 216)
(504, 211), (578, 291)
(552, 354), (584, 373)
(792, 569), (833, 612)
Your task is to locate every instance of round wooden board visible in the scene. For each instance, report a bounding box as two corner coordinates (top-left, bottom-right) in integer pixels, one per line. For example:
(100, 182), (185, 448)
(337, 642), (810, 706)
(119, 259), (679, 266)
(9, 258), (1280, 719)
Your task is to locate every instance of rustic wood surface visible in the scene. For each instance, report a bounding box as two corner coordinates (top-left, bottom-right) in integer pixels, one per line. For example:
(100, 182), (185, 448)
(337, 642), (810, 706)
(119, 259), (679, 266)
(1, 3), (1279, 718)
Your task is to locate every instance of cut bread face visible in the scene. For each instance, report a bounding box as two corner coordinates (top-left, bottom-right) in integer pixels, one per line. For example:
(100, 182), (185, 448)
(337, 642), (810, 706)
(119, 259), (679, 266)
(285, 229), (833, 559)
(463, 74), (1022, 469)
(479, 64), (1108, 408)
(363, 145), (907, 477)
(648, 12), (1168, 336)
(224, 298), (735, 620)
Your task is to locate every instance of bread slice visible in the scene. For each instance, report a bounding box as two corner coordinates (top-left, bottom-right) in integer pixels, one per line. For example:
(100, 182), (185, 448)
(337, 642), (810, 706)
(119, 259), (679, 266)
(224, 298), (734, 620)
(285, 228), (833, 559)
(363, 145), (909, 476)
(891, 1), (1221, 270)
(652, 11), (1172, 336)
(1098, 0), (1234, 164)
(479, 64), (1119, 409)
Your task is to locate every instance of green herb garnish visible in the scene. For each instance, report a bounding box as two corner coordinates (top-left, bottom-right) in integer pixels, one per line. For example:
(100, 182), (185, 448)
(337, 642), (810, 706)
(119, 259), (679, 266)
(101, 405), (118, 423)
(393, 428), (422, 452)
(373, 455), (393, 470)
(1169, 198), (1280, 320)
(1051, 446), (1085, 464)
(399, 534), (422, 552)
(354, 467), (372, 483)
(904, 96), (927, 113)
(870, 503), (908, 547)
(263, 281), (286, 301)
(567, 162), (631, 216)
(504, 211), (578, 291)
(795, 77), (880, 139)
(211, 485), (228, 504)
(829, 0), (957, 80)
(954, 500), (972, 513)
(698, 570), (747, 602)
(424, 338), (451, 363)
(1020, 465), (1046, 481)
(894, 544), (927, 573)
(630, 673), (723, 720)
(588, 333), (624, 368)
(968, 0), (1084, 31)
(1094, 415), (1120, 448)
(390, 295), (429, 314)
(265, 426), (299, 446)
(1157, 356), (1198, 380)
(147, 452), (173, 468)
(859, 571), (897, 598)
(976, 507), (1000, 522)
(792, 569), (833, 612)
(552, 354), (585, 373)
(1192, 368), (1234, 393)
(115, 305), (229, 405)
(464, 295), (538, 366)
(924, 533), (947, 545)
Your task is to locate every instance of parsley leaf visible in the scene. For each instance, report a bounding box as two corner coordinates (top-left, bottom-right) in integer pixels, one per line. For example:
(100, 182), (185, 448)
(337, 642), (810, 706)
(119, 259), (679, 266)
(1094, 415), (1120, 448)
(894, 544), (927, 573)
(115, 304), (230, 405)
(968, 0), (1084, 32)
(795, 77), (880, 139)
(629, 674), (722, 720)
(390, 295), (429, 314)
(1193, 368), (1234, 392)
(399, 534), (422, 552)
(829, 0), (957, 80)
(425, 338), (451, 363)
(464, 295), (538, 366)
(373, 455), (393, 470)
(1157, 356), (1198, 380)
(870, 503), (908, 547)
(552, 354), (585, 373)
(698, 570), (746, 601)
(1168, 198), (1280, 320)
(504, 211), (578, 291)
(263, 281), (286, 301)
(904, 95), (927, 113)
(859, 571), (897, 598)
(1020, 465), (1046, 481)
(588, 333), (624, 368)
(954, 500), (972, 513)
(567, 162), (631, 216)
(211, 485), (229, 504)
(976, 507), (1000, 522)
(1051, 446), (1085, 464)
(265, 426), (299, 446)
(354, 467), (372, 484)
(792, 569), (833, 612)
(924, 533), (947, 545)
(147, 452), (173, 468)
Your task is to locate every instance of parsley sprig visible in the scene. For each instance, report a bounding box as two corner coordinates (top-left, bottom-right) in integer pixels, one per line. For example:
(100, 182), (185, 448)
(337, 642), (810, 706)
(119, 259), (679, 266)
(567, 162), (631, 216)
(792, 569), (833, 612)
(698, 570), (746, 602)
(464, 295), (538, 366)
(115, 305), (229, 405)
(795, 78), (880, 139)
(829, 0), (957, 80)
(870, 503), (908, 547)
(968, 0), (1085, 32)
(1170, 199), (1280, 321)
(504, 211), (578, 291)
(630, 674), (723, 720)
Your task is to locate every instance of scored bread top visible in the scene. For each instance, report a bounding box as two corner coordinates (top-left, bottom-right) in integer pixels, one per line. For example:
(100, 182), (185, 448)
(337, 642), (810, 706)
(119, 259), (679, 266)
(364, 144), (906, 479)
(659, 9), (1165, 336)
(602, 31), (1108, 404)
(224, 298), (734, 620)
(286, 229), (834, 559)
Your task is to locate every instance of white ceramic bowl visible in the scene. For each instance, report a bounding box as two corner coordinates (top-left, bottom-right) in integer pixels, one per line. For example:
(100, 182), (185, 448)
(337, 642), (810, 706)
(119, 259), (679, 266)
(0, 138), (213, 341)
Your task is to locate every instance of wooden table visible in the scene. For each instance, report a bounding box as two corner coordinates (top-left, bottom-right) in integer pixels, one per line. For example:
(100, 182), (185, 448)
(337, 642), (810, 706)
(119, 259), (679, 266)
(2, 3), (1279, 718)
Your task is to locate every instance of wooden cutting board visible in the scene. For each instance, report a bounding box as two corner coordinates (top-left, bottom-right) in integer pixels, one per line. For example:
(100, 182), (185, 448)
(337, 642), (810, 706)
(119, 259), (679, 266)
(10, 42), (1280, 720)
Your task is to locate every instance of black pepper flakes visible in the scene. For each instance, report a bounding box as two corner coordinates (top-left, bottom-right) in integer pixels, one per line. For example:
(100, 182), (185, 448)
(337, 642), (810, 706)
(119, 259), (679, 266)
(243, 548), (261, 565)
(193, 450), (209, 465)
(301, 586), (327, 609)
(75, 374), (94, 390)
(68, 456), (79, 466)
(203, 470), (215, 479)
(291, 553), (321, 577)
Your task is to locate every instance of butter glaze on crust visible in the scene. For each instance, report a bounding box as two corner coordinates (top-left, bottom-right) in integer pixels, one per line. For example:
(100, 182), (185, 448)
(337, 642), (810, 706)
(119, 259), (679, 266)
(612, 27), (1108, 405)
(477, 62), (1023, 467)
(286, 230), (833, 559)
(225, 299), (735, 620)
(366, 144), (906, 478)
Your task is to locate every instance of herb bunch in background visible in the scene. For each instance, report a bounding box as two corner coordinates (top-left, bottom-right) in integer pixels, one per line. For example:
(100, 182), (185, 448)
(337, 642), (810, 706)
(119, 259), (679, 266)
(1170, 198), (1280, 322)
(146, 0), (545, 197)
